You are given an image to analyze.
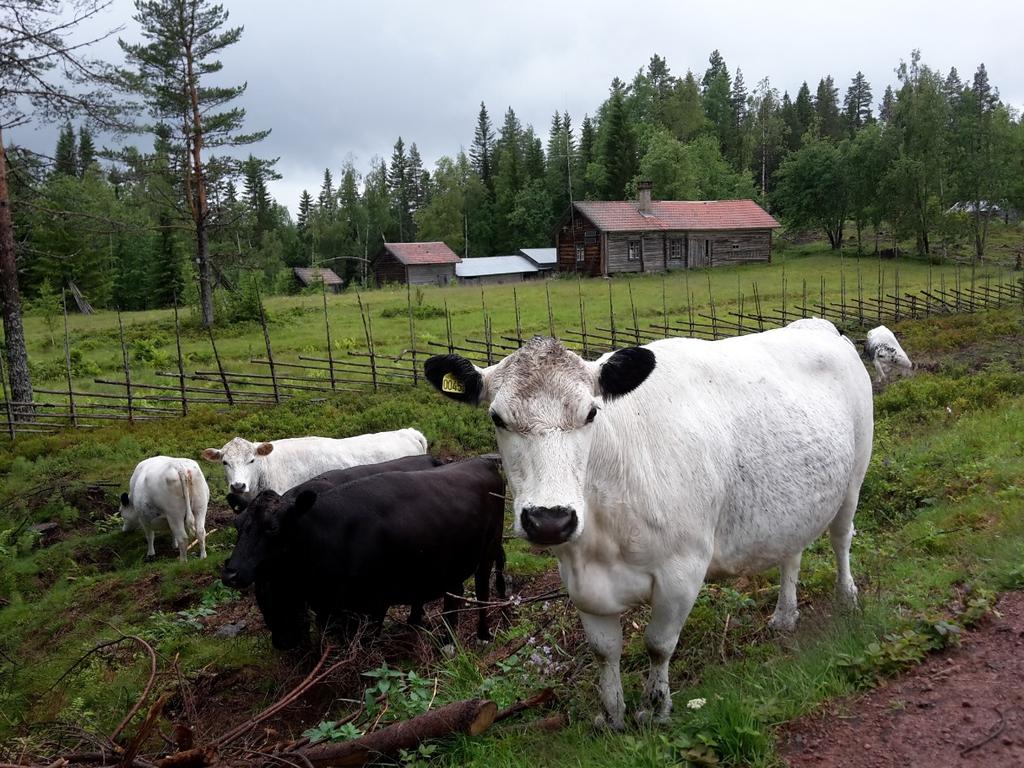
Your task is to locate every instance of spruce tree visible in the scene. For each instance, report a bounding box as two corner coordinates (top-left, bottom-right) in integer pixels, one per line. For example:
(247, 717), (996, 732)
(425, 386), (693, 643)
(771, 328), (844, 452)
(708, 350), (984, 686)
(794, 82), (814, 140)
(408, 142), (428, 218)
(318, 169), (336, 218)
(814, 76), (843, 140)
(943, 67), (964, 102)
(701, 51), (733, 156)
(77, 125), (97, 176)
(879, 85), (897, 124)
(522, 126), (545, 181)
(728, 68), (750, 170)
(54, 122), (78, 176)
(470, 102), (496, 191)
(599, 84), (637, 199)
(842, 72), (874, 136)
(297, 190), (313, 231)
(577, 114), (598, 198)
(388, 137), (413, 240)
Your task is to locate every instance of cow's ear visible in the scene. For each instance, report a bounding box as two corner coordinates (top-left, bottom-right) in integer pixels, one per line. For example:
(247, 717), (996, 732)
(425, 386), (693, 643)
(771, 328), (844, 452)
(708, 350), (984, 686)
(597, 347), (656, 400)
(226, 493), (248, 514)
(255, 442), (274, 457)
(292, 490), (317, 518)
(201, 448), (222, 462)
(120, 492), (130, 507)
(424, 354), (486, 405)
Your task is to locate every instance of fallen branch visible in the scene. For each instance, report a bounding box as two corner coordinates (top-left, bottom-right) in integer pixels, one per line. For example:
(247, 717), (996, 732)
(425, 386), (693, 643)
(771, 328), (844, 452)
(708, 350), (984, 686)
(295, 698), (497, 767)
(493, 688), (555, 723)
(152, 747), (217, 768)
(110, 637), (159, 745)
(119, 694), (167, 768)
(960, 706), (1014, 756)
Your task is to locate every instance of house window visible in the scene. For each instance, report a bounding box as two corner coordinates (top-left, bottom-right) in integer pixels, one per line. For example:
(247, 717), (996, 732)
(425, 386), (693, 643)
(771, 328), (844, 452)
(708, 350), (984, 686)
(669, 239), (683, 260)
(628, 240), (640, 261)
(575, 243), (585, 262)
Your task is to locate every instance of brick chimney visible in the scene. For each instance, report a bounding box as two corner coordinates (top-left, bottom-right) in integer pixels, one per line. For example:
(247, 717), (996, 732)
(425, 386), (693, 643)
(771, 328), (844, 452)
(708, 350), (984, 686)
(636, 180), (653, 213)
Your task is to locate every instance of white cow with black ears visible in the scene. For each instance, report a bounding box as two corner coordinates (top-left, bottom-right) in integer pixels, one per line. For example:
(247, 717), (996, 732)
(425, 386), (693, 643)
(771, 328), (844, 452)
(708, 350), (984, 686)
(425, 319), (873, 729)
(201, 428), (428, 499)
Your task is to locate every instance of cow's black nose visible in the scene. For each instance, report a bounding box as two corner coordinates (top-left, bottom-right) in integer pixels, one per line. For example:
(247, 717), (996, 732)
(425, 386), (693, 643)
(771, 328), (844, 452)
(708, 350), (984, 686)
(230, 482), (246, 492)
(520, 506), (578, 545)
(221, 567), (240, 588)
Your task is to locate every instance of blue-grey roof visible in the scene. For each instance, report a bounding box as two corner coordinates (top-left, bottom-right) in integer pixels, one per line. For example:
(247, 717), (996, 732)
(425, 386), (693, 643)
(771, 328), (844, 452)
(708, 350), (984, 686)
(455, 255), (539, 278)
(518, 247), (557, 266)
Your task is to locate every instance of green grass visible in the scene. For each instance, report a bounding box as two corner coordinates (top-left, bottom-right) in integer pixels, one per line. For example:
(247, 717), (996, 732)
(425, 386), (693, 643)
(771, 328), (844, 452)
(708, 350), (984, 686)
(1, 305), (1024, 765)
(17, 236), (1022, 400)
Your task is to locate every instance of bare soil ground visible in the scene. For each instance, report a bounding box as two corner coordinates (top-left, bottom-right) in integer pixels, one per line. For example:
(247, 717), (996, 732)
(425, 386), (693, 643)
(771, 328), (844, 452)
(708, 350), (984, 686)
(780, 591), (1024, 768)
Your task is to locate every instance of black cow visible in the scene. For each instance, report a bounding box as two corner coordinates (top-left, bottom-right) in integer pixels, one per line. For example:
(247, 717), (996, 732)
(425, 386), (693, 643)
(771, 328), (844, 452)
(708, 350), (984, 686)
(221, 457), (506, 649)
(224, 453), (441, 513)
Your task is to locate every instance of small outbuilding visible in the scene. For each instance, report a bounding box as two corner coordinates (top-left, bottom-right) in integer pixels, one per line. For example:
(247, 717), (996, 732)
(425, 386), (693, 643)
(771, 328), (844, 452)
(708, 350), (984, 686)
(456, 255), (541, 285)
(373, 242), (461, 286)
(518, 247), (557, 272)
(293, 266), (344, 293)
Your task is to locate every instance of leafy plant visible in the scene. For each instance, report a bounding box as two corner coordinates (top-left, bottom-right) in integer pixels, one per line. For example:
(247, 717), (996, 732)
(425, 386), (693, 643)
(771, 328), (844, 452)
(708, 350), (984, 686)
(302, 719), (363, 744)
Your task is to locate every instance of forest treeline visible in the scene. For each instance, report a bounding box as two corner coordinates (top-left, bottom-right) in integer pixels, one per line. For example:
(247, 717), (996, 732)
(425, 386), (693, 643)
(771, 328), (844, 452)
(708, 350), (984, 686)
(8, 6), (1024, 316)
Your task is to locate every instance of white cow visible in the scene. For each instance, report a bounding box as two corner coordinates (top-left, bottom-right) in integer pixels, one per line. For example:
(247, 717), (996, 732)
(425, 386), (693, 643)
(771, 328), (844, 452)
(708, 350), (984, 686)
(865, 325), (914, 383)
(425, 319), (873, 729)
(120, 456), (209, 562)
(201, 428), (428, 498)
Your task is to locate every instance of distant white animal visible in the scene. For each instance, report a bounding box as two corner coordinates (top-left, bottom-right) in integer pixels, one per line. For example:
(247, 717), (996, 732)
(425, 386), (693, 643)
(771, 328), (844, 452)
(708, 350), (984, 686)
(865, 325), (914, 382)
(120, 456), (209, 562)
(425, 318), (873, 729)
(201, 429), (429, 498)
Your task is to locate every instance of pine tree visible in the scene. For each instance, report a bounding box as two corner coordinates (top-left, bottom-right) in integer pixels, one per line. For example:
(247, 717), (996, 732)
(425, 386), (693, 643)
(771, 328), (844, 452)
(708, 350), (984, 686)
(241, 155), (276, 243)
(470, 102), (496, 191)
(77, 125), (96, 176)
(408, 142), (428, 218)
(701, 49), (728, 90)
(814, 76), (843, 140)
(943, 67), (964, 102)
(54, 122), (78, 176)
(842, 72), (874, 136)
(577, 114), (598, 199)
(119, 0), (269, 327)
(522, 126), (545, 181)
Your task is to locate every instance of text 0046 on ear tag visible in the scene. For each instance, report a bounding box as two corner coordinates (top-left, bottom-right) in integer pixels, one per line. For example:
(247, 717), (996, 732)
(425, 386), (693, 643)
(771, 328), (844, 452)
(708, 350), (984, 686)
(441, 372), (466, 394)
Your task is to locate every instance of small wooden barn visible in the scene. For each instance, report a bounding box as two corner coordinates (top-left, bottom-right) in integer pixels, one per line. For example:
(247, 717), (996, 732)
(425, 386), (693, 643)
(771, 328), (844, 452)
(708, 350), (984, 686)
(557, 182), (779, 277)
(372, 242), (461, 286)
(293, 267), (344, 293)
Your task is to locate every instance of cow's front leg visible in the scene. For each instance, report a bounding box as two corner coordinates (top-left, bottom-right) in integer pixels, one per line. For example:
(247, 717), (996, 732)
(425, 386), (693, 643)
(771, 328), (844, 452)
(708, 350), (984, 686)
(143, 527), (156, 559)
(638, 577), (702, 724)
(580, 611), (625, 730)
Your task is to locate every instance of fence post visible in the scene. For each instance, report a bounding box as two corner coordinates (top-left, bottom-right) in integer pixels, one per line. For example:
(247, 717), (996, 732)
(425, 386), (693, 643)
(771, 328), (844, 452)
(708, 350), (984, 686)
(753, 281), (764, 332)
(254, 280), (280, 404)
(61, 290), (77, 428)
(172, 292), (188, 416)
(707, 274), (719, 339)
(0, 347), (14, 440)
(405, 282), (418, 385)
(607, 281), (617, 349)
(661, 273), (669, 339)
(116, 308), (134, 425)
(444, 300), (454, 354)
(545, 281), (555, 338)
(577, 276), (589, 358)
(628, 280), (640, 345)
(512, 286), (523, 345)
(207, 325), (233, 406)
(323, 279), (337, 391)
(357, 294), (378, 392)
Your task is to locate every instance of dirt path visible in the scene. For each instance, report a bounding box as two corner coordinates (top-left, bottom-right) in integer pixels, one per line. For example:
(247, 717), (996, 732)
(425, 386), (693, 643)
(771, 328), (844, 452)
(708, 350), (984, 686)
(780, 592), (1024, 768)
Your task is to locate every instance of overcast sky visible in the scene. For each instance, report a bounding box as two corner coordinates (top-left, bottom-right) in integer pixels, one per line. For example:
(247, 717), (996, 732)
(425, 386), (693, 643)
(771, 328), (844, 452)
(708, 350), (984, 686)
(10, 0), (1024, 215)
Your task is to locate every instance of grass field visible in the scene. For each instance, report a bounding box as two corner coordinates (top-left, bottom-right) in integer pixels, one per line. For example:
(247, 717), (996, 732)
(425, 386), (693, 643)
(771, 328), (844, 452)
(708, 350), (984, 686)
(15, 238), (1022, 401)
(1, 294), (1023, 764)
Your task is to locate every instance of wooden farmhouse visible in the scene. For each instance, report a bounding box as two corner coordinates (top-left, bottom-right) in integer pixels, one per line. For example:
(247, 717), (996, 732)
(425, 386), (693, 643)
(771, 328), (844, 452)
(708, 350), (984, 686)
(556, 182), (780, 276)
(372, 242), (461, 286)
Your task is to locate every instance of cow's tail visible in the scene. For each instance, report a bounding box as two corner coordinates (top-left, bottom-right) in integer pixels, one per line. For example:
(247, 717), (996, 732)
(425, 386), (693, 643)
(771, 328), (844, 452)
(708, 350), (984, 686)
(177, 467), (196, 536)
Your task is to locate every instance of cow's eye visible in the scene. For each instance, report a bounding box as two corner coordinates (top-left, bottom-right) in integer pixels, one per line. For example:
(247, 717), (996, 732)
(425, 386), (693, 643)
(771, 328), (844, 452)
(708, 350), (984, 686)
(222, 460), (227, 466)
(490, 411), (507, 430)
(585, 406), (598, 424)
(248, 459), (255, 464)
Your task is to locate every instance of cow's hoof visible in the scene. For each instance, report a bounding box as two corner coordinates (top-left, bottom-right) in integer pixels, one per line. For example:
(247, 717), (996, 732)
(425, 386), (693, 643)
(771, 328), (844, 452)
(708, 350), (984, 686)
(593, 713), (626, 731)
(143, 554), (157, 563)
(768, 610), (799, 633)
(836, 583), (859, 609)
(635, 706), (671, 727)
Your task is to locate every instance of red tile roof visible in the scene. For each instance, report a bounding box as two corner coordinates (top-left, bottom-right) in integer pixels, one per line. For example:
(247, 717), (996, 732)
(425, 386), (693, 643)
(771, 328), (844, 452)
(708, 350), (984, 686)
(383, 241), (461, 265)
(293, 267), (343, 286)
(573, 199), (780, 232)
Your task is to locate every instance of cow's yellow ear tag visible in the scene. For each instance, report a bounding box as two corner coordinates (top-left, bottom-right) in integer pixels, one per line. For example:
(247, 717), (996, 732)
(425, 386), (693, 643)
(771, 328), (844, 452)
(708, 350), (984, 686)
(441, 372), (466, 394)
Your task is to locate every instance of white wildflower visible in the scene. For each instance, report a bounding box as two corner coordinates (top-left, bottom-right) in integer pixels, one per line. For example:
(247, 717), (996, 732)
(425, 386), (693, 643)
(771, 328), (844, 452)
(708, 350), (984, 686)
(686, 697), (707, 711)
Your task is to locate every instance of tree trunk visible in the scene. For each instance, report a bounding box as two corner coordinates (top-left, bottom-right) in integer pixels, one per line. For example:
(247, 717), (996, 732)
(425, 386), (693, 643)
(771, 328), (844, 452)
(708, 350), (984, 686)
(0, 125), (35, 410)
(185, 38), (214, 327)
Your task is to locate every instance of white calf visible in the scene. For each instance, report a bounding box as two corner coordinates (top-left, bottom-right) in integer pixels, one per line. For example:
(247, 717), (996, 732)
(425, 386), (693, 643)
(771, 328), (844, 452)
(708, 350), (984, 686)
(201, 428), (428, 497)
(865, 325), (914, 382)
(120, 456), (209, 561)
